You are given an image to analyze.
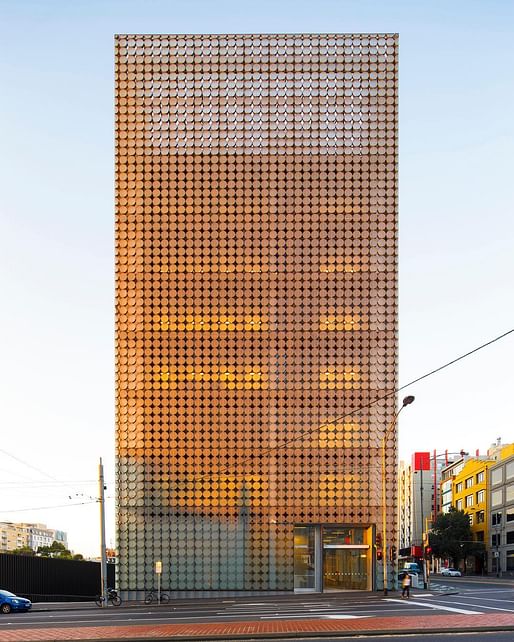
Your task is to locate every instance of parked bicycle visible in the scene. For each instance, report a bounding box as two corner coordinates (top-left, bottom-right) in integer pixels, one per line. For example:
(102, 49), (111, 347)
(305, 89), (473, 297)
(95, 588), (122, 607)
(144, 589), (170, 604)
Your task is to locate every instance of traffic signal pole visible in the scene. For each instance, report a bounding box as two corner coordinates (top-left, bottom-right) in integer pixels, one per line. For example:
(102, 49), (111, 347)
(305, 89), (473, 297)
(420, 468), (427, 589)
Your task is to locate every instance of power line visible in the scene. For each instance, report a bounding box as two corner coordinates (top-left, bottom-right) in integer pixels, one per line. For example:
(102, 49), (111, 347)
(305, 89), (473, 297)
(5, 327), (514, 511)
(0, 448), (60, 481)
(189, 326), (514, 481)
(0, 500), (100, 513)
(0, 449), (102, 502)
(0, 497), (116, 515)
(396, 327), (514, 393)
(0, 480), (101, 487)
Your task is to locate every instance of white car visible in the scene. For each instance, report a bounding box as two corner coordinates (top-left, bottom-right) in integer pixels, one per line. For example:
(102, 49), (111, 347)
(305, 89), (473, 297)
(441, 567), (461, 577)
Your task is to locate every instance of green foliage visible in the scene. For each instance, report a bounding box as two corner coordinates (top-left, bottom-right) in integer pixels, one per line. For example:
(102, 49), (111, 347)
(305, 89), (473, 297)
(8, 546), (35, 556)
(37, 540), (83, 560)
(430, 509), (485, 568)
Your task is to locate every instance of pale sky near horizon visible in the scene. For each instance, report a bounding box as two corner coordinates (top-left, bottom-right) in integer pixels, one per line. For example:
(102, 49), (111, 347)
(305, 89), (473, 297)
(0, 0), (513, 558)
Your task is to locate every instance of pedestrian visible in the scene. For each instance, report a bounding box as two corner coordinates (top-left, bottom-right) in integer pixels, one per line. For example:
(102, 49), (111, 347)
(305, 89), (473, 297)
(401, 572), (411, 598)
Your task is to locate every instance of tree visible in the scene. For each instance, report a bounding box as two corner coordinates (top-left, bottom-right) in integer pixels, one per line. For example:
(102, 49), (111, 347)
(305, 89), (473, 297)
(430, 509), (483, 569)
(8, 546), (35, 556)
(38, 541), (73, 559)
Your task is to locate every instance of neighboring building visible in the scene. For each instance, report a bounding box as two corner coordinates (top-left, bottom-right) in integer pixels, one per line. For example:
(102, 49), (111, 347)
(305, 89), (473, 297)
(398, 461), (413, 552)
(0, 523), (29, 551)
(398, 454), (456, 555)
(440, 454), (474, 514)
(0, 523), (67, 553)
(452, 458), (494, 573)
(489, 444), (514, 576)
(115, 33), (399, 595)
(26, 524), (53, 551)
(52, 530), (68, 548)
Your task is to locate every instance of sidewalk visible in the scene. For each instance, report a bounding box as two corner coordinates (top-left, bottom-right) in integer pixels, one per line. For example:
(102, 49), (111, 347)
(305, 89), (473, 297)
(3, 612), (514, 641)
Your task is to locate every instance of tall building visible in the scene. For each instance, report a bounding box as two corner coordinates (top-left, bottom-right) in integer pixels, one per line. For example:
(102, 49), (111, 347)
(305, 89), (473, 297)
(0, 522), (67, 553)
(0, 523), (29, 551)
(398, 461), (413, 551)
(398, 454), (456, 555)
(445, 443), (513, 574)
(115, 33), (398, 595)
(488, 443), (514, 576)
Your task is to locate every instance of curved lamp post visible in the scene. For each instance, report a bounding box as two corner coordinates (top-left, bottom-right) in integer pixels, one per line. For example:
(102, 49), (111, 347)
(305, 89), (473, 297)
(382, 394), (415, 595)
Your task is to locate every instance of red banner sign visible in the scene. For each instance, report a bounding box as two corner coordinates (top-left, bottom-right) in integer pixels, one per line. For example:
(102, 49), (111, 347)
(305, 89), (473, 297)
(412, 452), (431, 471)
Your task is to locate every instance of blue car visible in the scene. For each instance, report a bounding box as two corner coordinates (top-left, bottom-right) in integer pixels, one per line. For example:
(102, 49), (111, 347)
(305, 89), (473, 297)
(0, 590), (32, 614)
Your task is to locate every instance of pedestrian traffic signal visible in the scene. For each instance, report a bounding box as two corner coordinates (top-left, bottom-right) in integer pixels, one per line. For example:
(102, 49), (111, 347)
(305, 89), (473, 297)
(377, 550), (383, 561)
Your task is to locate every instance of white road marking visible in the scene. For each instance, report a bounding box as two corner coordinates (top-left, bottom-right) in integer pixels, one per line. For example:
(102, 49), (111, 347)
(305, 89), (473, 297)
(384, 598), (482, 615)
(466, 595), (514, 603)
(431, 599), (514, 613)
(322, 614), (370, 619)
(261, 613), (368, 619)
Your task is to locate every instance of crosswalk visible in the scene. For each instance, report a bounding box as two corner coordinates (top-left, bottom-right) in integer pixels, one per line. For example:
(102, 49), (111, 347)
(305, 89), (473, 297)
(216, 590), (514, 621)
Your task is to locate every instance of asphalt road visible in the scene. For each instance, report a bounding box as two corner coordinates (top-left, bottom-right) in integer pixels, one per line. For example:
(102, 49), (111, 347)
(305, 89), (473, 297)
(250, 635), (514, 641)
(1, 576), (513, 632)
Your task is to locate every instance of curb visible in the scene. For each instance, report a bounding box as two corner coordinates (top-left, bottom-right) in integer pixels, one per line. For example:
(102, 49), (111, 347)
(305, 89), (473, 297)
(31, 625), (514, 642)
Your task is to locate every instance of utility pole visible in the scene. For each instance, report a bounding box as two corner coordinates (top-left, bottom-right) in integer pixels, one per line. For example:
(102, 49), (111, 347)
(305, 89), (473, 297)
(99, 458), (108, 606)
(420, 468), (427, 589)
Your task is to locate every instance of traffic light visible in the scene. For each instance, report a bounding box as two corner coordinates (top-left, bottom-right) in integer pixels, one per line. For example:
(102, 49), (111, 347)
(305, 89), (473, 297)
(377, 549), (383, 561)
(425, 546), (432, 558)
(389, 545), (397, 562)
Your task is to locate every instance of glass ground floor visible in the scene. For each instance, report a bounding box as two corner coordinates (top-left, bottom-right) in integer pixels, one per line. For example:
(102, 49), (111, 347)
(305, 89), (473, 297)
(294, 525), (374, 592)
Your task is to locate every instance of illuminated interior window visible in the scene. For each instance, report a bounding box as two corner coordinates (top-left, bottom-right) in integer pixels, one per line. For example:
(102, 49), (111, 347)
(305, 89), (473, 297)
(319, 314), (366, 331)
(319, 366), (363, 389)
(157, 365), (268, 389)
(158, 315), (269, 331)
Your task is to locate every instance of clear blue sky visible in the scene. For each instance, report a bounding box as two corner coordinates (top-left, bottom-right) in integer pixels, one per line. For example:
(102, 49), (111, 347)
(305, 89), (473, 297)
(0, 0), (512, 557)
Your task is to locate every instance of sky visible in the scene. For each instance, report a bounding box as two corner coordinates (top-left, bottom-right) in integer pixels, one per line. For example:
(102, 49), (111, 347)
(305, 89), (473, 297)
(0, 0), (513, 558)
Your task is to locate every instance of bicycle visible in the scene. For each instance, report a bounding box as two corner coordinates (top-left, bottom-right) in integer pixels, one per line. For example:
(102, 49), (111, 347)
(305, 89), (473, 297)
(95, 588), (122, 607)
(144, 589), (170, 604)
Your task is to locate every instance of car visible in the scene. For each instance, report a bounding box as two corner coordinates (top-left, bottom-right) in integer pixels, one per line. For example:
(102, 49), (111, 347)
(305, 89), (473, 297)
(0, 590), (32, 614)
(441, 567), (462, 577)
(403, 563), (422, 574)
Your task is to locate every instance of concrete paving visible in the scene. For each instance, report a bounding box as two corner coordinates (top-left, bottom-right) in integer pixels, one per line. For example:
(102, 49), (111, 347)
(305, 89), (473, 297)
(1, 612), (514, 640)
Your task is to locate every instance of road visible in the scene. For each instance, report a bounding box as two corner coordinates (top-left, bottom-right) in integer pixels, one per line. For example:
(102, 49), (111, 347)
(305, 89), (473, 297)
(252, 631), (513, 642)
(0, 576), (513, 635)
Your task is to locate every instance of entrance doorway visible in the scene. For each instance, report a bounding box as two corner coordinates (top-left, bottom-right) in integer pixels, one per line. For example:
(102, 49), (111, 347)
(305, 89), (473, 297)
(294, 525), (373, 592)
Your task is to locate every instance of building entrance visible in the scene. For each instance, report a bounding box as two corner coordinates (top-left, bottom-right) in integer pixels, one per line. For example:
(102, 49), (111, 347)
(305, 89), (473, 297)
(294, 525), (372, 592)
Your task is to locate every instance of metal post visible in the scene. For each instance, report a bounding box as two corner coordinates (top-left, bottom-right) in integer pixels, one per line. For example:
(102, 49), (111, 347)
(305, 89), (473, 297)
(420, 468), (427, 589)
(99, 458), (108, 607)
(381, 396), (415, 595)
(433, 449), (437, 518)
(382, 434), (388, 594)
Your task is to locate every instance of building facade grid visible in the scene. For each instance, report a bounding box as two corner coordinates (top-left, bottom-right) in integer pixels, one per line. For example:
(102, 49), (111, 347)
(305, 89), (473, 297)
(115, 33), (398, 594)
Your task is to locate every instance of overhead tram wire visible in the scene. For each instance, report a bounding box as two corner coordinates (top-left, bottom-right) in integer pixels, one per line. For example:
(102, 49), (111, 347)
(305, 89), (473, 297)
(186, 326), (514, 482)
(0, 447), (107, 502)
(0, 447), (61, 481)
(0, 499), (101, 513)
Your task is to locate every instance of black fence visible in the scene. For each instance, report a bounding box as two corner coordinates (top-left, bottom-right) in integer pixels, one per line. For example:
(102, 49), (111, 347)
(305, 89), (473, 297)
(0, 553), (115, 602)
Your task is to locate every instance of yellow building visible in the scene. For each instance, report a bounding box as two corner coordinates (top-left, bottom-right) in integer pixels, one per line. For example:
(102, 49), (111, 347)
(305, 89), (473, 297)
(452, 458), (495, 573)
(0, 522), (29, 551)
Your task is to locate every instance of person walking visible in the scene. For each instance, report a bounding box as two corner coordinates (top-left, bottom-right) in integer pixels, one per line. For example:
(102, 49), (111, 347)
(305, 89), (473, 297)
(401, 572), (411, 598)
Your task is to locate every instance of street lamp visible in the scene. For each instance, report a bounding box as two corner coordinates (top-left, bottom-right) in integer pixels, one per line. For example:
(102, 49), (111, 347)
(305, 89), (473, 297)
(382, 395), (415, 595)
